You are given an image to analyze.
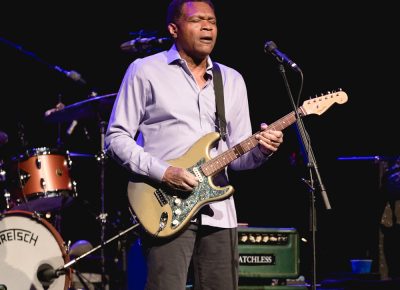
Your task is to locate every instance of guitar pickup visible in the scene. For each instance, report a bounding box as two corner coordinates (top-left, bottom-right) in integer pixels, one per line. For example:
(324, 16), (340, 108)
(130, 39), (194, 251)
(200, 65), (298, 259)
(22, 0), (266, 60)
(192, 167), (204, 182)
(154, 188), (168, 206)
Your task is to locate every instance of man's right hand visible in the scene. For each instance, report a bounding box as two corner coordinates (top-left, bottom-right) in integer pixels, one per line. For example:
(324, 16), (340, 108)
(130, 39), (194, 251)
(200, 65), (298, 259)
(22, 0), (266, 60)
(162, 166), (199, 191)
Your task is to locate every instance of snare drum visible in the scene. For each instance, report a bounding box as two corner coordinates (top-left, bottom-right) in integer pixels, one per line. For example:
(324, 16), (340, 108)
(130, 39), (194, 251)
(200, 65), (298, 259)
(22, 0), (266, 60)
(0, 210), (71, 289)
(7, 147), (77, 212)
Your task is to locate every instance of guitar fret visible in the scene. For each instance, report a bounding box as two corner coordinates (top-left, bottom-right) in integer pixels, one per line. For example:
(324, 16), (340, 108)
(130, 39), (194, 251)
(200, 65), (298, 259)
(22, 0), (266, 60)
(233, 144), (244, 156)
(240, 137), (257, 151)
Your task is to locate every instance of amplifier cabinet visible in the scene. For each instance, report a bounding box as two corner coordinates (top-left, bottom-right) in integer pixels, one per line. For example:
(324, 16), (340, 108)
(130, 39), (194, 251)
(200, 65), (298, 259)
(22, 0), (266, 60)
(238, 227), (300, 279)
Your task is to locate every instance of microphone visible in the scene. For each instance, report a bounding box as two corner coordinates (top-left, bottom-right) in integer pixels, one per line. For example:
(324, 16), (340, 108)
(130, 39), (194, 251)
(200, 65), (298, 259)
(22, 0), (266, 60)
(65, 70), (87, 84)
(120, 37), (172, 53)
(37, 263), (66, 286)
(53, 66), (87, 84)
(264, 40), (302, 73)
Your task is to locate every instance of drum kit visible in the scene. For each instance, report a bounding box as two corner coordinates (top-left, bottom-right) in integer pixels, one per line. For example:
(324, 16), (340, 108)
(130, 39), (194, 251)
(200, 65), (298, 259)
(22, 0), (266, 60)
(0, 93), (140, 290)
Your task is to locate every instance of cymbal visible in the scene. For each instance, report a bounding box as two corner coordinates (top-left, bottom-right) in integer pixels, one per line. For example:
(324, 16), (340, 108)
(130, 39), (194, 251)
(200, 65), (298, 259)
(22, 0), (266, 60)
(45, 93), (117, 123)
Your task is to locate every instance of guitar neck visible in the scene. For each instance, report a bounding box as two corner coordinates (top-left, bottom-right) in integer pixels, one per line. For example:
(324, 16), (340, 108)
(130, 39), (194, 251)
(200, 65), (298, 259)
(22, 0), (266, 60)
(201, 107), (304, 176)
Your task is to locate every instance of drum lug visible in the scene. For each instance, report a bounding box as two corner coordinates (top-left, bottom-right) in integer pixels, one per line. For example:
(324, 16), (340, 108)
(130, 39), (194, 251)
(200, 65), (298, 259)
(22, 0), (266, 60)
(63, 240), (71, 254)
(40, 178), (46, 190)
(36, 157), (41, 169)
(72, 180), (78, 197)
(0, 164), (6, 182)
(31, 211), (43, 221)
(19, 169), (30, 187)
(68, 158), (73, 169)
(3, 190), (12, 210)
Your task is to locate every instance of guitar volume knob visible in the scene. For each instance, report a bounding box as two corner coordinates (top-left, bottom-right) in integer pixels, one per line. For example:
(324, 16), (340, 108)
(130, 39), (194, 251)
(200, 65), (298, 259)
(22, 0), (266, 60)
(174, 198), (182, 206)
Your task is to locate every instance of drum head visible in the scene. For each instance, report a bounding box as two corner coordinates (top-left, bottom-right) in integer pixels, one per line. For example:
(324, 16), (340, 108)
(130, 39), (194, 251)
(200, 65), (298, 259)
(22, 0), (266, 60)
(0, 210), (71, 289)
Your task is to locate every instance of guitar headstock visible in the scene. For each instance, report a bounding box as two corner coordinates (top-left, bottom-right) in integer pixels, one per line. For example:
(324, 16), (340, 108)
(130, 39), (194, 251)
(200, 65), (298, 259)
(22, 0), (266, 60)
(301, 90), (348, 116)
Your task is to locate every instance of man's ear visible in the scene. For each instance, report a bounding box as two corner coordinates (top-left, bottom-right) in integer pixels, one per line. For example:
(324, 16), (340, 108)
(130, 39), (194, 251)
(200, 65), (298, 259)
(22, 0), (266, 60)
(168, 23), (178, 38)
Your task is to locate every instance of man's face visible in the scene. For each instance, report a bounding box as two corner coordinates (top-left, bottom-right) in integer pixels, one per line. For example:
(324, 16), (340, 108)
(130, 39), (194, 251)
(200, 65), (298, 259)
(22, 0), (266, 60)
(172, 1), (217, 60)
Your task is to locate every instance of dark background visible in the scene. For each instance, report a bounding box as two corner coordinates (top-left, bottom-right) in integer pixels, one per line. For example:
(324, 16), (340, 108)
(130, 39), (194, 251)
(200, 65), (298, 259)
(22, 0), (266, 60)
(1, 0), (398, 286)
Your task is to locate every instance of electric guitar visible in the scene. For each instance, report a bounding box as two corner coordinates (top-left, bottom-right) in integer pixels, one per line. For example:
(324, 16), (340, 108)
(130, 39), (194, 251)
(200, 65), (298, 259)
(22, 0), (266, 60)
(127, 90), (348, 238)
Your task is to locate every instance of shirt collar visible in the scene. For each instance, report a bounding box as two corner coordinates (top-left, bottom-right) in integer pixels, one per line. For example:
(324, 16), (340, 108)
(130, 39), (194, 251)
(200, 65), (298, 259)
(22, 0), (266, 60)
(166, 44), (214, 73)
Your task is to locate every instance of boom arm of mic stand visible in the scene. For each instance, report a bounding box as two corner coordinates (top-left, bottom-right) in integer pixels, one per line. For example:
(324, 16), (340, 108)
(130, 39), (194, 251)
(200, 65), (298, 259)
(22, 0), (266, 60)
(57, 223), (140, 272)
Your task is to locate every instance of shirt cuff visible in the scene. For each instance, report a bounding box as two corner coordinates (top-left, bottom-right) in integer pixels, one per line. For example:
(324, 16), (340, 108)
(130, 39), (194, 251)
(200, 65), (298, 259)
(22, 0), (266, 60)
(257, 144), (274, 159)
(149, 159), (170, 182)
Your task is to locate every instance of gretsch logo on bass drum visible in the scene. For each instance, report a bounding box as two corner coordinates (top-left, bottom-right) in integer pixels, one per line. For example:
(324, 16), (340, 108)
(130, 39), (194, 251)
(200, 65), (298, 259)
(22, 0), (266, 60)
(0, 228), (39, 246)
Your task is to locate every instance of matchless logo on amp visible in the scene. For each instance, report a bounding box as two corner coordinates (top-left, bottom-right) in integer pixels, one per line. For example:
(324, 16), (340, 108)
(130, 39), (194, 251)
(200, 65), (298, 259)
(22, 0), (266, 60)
(239, 254), (275, 265)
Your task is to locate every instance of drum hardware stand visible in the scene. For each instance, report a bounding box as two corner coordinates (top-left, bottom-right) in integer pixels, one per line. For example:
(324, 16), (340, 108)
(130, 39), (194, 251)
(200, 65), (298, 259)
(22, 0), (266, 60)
(0, 162), (11, 211)
(17, 122), (28, 151)
(73, 270), (92, 289)
(2, 190), (12, 211)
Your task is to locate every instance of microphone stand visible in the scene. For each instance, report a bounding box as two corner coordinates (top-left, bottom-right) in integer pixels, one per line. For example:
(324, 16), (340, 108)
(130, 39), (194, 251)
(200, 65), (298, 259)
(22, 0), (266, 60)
(276, 63), (331, 290)
(37, 223), (140, 288)
(0, 36), (87, 84)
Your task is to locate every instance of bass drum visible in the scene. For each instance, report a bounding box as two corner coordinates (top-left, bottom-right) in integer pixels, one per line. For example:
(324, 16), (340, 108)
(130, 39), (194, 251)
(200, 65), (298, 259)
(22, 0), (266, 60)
(0, 210), (71, 289)
(6, 147), (77, 213)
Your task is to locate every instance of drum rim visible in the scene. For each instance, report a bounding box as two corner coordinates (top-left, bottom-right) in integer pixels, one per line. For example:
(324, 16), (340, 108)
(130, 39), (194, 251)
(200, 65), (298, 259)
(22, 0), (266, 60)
(11, 146), (69, 162)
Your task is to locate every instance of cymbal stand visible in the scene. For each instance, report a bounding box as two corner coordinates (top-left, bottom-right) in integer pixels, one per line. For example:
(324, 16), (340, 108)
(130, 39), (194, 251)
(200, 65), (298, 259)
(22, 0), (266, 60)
(56, 94), (63, 149)
(96, 120), (108, 289)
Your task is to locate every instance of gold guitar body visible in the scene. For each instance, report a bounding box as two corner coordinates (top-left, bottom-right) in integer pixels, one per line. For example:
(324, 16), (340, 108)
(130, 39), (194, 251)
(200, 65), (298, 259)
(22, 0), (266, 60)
(128, 132), (233, 238)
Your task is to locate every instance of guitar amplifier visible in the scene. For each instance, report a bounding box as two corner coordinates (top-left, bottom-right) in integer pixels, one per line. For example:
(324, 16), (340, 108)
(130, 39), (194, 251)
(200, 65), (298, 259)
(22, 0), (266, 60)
(238, 226), (300, 279)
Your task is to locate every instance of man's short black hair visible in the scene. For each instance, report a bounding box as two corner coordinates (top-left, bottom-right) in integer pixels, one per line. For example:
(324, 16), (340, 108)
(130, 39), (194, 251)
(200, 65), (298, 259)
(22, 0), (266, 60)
(166, 0), (215, 25)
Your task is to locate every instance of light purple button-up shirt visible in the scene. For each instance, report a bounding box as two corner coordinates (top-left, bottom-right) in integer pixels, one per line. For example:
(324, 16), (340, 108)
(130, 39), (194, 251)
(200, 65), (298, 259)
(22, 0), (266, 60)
(105, 45), (268, 228)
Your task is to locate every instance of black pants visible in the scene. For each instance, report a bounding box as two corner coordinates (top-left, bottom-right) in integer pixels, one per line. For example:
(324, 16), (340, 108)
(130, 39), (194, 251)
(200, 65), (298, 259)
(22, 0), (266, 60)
(141, 224), (239, 290)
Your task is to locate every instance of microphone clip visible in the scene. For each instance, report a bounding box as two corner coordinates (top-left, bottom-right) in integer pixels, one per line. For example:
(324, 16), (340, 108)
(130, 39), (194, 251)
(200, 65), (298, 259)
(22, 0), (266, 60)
(37, 263), (67, 287)
(264, 40), (302, 73)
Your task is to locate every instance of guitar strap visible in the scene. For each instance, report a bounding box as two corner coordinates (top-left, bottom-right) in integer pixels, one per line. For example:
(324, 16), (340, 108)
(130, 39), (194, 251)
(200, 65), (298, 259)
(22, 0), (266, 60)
(212, 62), (227, 141)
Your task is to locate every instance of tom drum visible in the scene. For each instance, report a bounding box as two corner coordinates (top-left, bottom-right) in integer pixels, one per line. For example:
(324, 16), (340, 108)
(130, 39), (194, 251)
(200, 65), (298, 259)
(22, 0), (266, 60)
(7, 147), (77, 212)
